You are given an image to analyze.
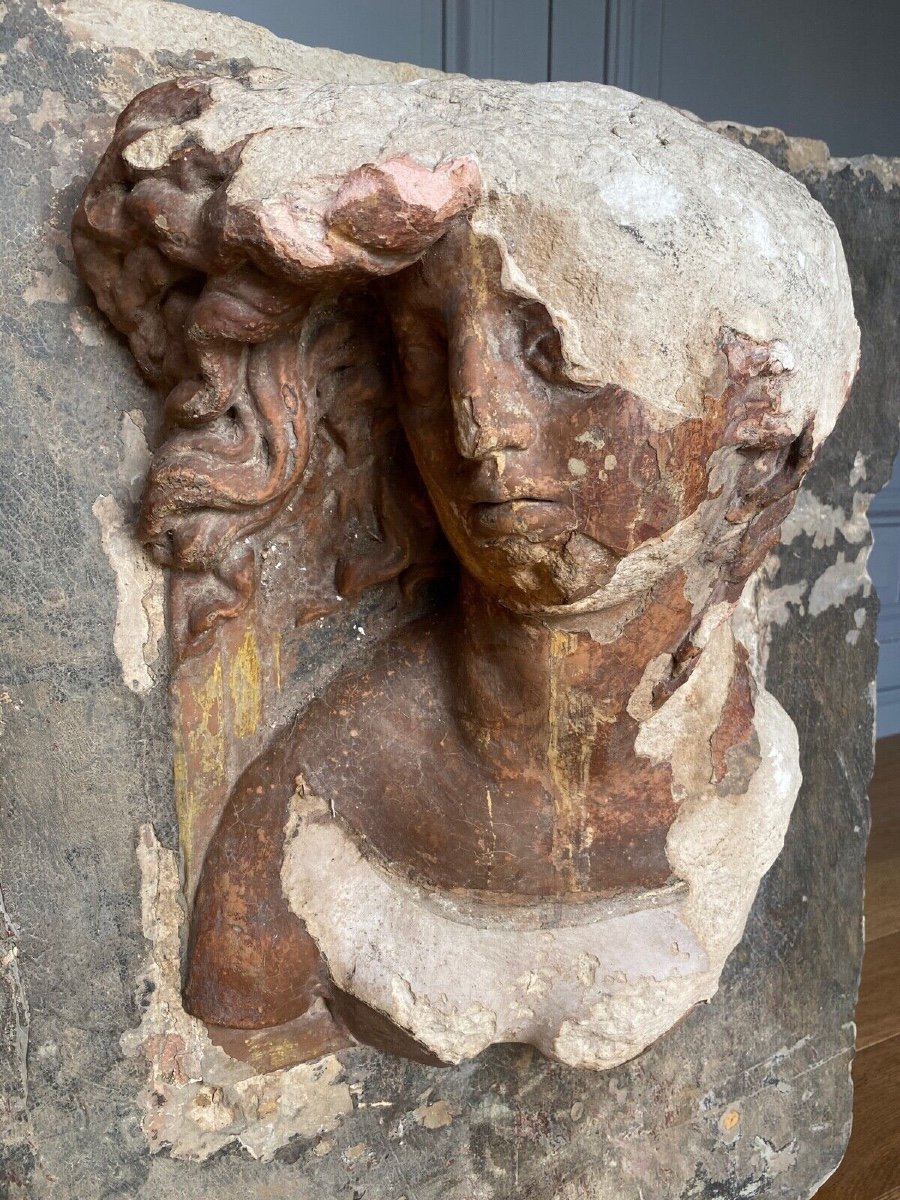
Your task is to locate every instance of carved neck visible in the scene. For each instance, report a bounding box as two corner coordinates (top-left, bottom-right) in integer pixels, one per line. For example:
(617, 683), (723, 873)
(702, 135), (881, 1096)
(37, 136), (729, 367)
(449, 570), (701, 775)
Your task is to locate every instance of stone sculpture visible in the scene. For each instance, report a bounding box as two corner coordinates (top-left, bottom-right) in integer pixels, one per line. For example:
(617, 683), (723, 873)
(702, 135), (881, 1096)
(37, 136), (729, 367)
(72, 72), (859, 1073)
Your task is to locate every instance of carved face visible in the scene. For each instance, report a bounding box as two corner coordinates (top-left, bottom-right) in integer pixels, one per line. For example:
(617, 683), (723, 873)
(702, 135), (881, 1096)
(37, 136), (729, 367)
(387, 222), (720, 611)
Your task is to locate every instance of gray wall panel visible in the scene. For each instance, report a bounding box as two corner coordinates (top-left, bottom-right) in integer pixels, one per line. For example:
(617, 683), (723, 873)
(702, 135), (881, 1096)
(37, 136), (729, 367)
(177, 0), (445, 68)
(445, 0), (552, 80)
(657, 0), (900, 156)
(549, 0), (607, 82)
(443, 0), (495, 74)
(606, 0), (664, 93)
(490, 0), (551, 82)
(871, 458), (900, 737)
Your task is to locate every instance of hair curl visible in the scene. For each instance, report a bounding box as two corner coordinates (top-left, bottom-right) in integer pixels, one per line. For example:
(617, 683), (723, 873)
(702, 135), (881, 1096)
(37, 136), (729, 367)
(73, 78), (470, 657)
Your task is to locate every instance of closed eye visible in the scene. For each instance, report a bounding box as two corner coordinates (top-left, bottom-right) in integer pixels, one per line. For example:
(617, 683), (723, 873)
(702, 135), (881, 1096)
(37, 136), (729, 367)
(523, 314), (599, 396)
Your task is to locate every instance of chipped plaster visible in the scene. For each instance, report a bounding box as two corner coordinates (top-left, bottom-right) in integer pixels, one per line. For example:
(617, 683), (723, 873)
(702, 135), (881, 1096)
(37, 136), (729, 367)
(123, 825), (353, 1161)
(93, 494), (164, 693)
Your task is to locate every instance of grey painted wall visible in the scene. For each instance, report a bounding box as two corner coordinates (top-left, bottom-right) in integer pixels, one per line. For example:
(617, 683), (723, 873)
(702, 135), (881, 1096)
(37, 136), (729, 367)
(871, 455), (900, 737)
(655, 0), (900, 159)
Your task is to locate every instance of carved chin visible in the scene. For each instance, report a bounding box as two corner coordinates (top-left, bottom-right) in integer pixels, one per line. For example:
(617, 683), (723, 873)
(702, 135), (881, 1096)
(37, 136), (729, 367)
(456, 531), (622, 612)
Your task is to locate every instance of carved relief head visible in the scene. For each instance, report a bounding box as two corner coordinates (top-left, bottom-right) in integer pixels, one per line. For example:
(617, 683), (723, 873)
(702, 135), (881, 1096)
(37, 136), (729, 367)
(73, 72), (858, 654)
(387, 222), (815, 615)
(74, 72), (860, 1077)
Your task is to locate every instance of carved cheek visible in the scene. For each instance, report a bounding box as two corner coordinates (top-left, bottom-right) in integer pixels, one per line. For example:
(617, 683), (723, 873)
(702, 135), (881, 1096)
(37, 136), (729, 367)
(398, 395), (464, 514)
(557, 388), (719, 553)
(575, 446), (679, 553)
(556, 394), (669, 553)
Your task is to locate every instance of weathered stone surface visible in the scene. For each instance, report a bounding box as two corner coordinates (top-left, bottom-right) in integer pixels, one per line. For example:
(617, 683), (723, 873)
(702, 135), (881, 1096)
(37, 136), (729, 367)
(1, 3), (896, 1198)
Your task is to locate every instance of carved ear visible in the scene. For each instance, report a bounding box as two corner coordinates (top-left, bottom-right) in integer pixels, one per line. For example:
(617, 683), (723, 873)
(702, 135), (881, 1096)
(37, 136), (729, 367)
(652, 415), (814, 709)
(715, 331), (815, 524)
(725, 419), (815, 525)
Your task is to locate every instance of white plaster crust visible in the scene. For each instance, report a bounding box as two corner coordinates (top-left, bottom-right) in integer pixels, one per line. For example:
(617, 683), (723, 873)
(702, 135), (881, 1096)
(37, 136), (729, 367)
(114, 70), (859, 448)
(282, 622), (800, 1070)
(124, 826), (353, 1161)
(92, 493), (164, 693)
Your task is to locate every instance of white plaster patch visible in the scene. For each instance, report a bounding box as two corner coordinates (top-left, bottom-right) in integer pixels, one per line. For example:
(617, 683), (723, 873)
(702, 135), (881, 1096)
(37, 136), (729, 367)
(758, 581), (807, 628)
(69, 306), (104, 346)
(732, 563), (806, 684)
(22, 245), (79, 305)
(412, 1099), (454, 1129)
(27, 88), (71, 131)
(808, 547), (871, 618)
(575, 429), (606, 450)
(746, 208), (778, 260)
(117, 410), (152, 504)
(123, 123), (192, 173)
(283, 784), (708, 1069)
(753, 1136), (799, 1176)
(0, 88), (23, 124)
(124, 826), (353, 1161)
(693, 601), (734, 650)
(780, 489), (871, 549)
(92, 494), (164, 693)
(846, 606), (868, 646)
(850, 452), (867, 487)
(598, 168), (682, 224)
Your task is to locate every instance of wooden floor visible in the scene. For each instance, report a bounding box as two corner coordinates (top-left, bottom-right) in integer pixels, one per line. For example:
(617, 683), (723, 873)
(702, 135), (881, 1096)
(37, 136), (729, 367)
(816, 734), (900, 1200)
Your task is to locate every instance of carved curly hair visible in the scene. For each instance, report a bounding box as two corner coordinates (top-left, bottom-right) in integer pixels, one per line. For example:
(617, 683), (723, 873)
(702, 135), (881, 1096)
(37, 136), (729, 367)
(73, 78), (478, 657)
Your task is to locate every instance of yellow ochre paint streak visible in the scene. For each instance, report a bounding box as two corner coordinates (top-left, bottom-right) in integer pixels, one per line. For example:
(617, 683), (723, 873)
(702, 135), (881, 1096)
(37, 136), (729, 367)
(173, 652), (226, 886)
(548, 628), (582, 891)
(171, 746), (192, 871)
(229, 626), (263, 738)
(194, 656), (226, 779)
(481, 786), (497, 885)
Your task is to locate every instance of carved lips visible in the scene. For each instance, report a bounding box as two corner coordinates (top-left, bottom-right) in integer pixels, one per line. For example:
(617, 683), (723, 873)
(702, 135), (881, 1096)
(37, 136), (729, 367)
(468, 497), (576, 539)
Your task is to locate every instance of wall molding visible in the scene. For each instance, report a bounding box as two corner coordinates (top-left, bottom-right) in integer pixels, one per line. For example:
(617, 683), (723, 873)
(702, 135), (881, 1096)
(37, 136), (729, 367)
(442, 0), (496, 76)
(605, 0), (664, 94)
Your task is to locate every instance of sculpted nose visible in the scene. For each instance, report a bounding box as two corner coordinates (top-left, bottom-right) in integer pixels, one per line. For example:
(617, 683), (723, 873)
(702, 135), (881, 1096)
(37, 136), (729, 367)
(451, 335), (536, 460)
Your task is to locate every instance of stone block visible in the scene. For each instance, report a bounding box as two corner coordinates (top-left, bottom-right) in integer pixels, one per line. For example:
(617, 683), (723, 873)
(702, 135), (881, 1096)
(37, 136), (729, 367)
(1, 3), (896, 1196)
